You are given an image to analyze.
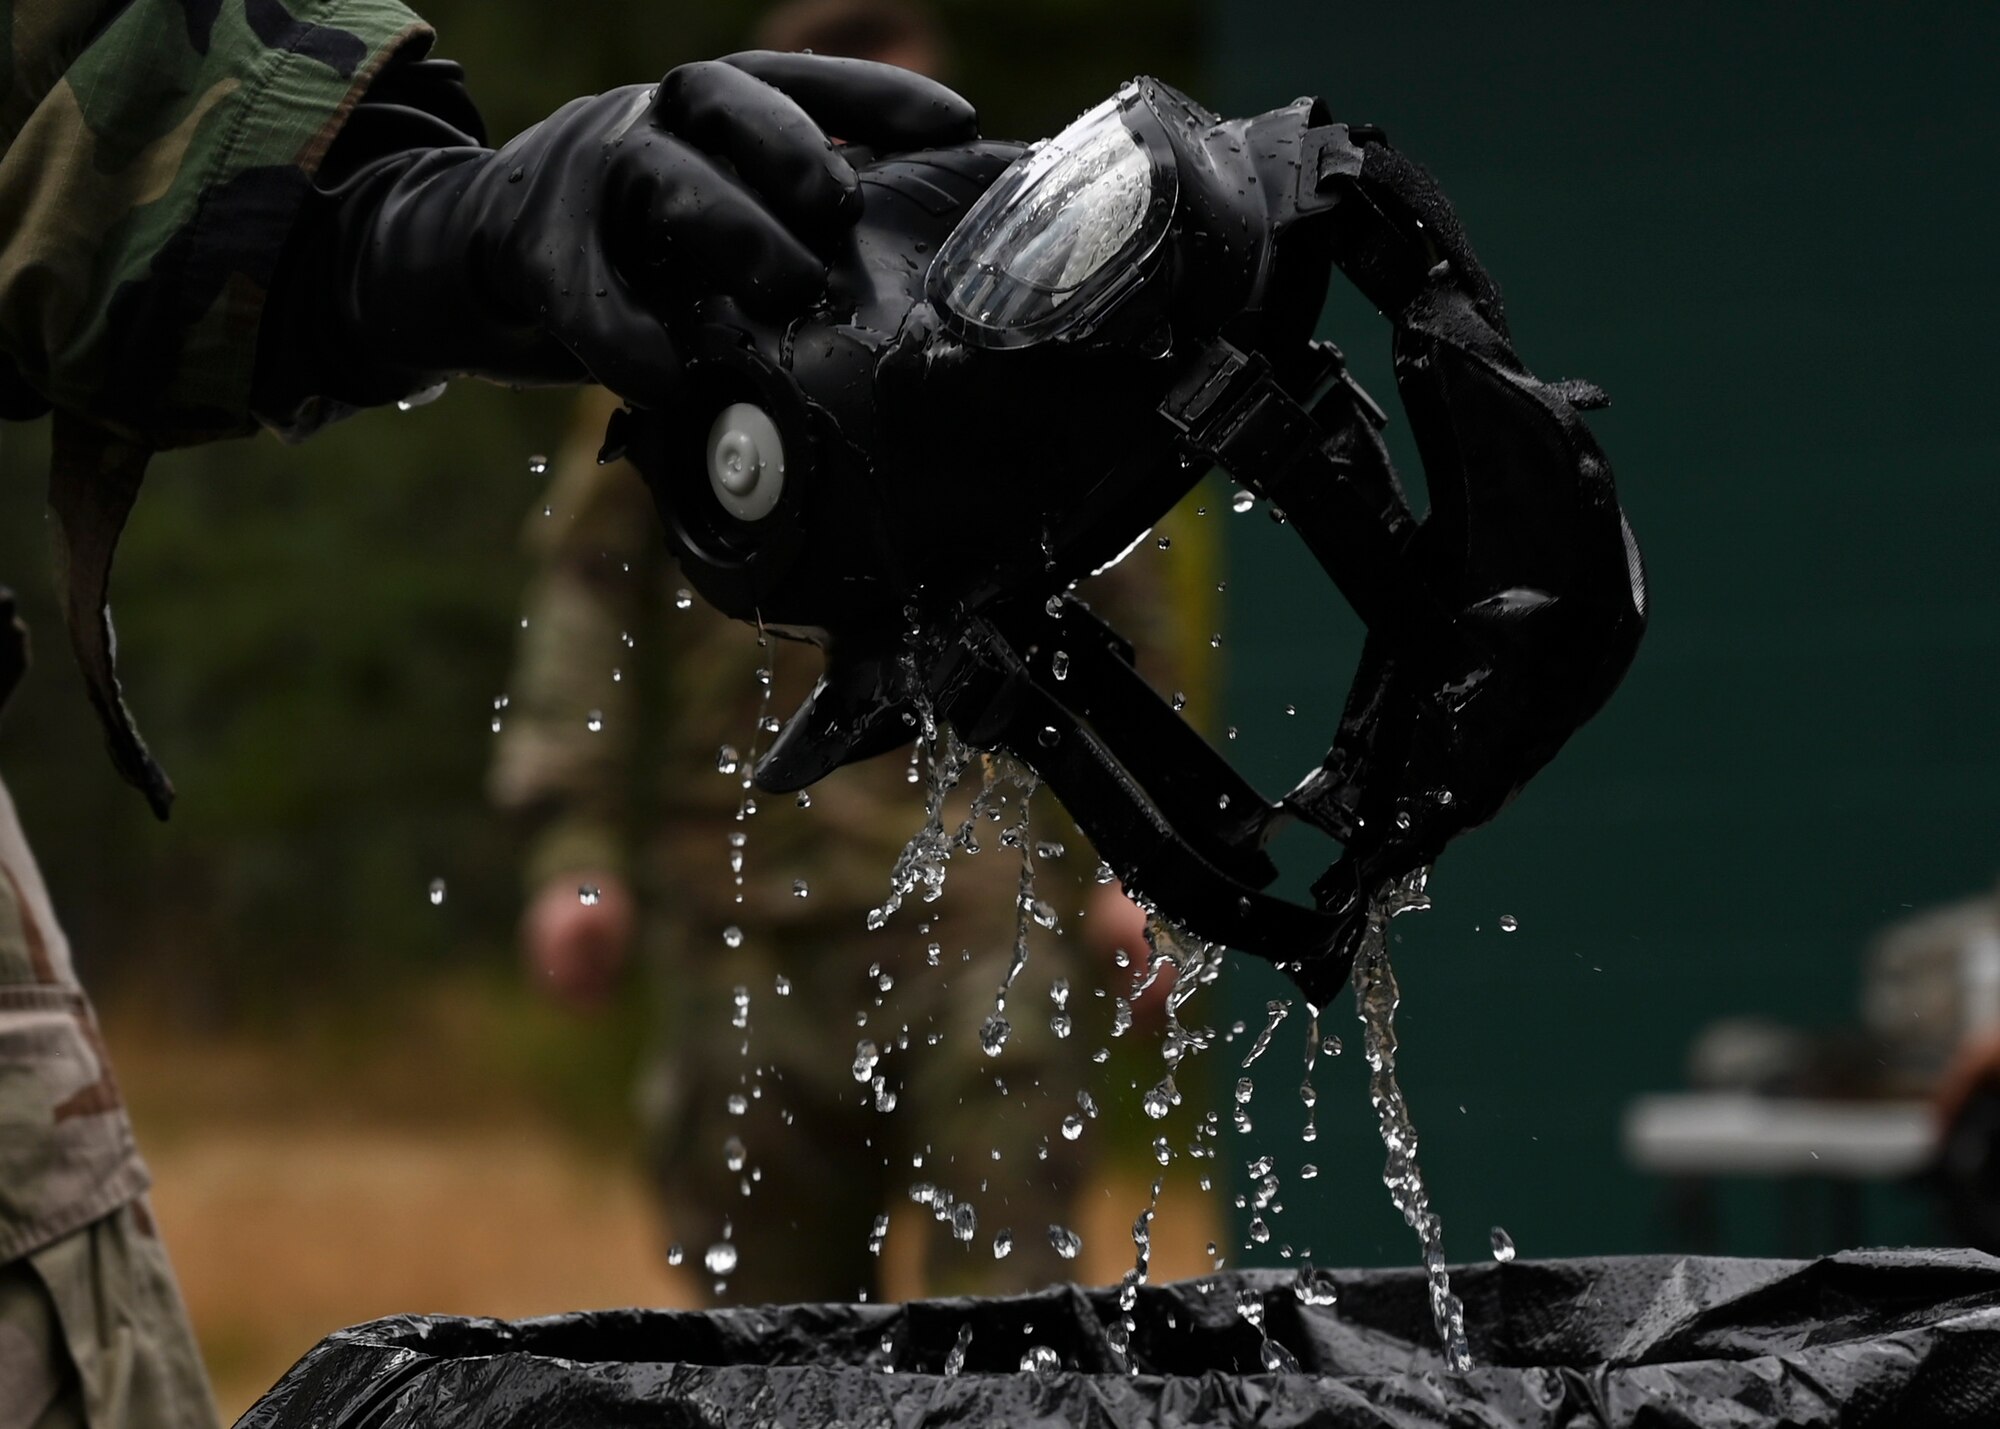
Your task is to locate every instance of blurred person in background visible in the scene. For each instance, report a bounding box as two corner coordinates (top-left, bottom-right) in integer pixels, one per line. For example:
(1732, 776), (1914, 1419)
(2, 0), (978, 1415)
(491, 0), (1193, 1306)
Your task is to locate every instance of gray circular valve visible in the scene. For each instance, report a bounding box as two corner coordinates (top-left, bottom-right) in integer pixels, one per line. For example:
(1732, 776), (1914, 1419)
(706, 402), (786, 521)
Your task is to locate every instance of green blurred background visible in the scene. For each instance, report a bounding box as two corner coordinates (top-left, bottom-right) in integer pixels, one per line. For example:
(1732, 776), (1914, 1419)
(1216, 1), (2000, 1266)
(1, 0), (1996, 1303)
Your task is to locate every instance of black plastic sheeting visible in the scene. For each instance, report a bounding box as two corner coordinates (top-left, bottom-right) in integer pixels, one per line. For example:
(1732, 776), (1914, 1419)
(238, 1251), (2000, 1428)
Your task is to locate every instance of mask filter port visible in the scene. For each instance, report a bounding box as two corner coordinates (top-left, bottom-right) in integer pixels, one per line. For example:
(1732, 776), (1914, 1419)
(707, 402), (785, 521)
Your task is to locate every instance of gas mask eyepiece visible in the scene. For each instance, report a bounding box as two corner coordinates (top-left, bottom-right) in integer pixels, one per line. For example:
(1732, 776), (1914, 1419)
(931, 83), (1178, 347)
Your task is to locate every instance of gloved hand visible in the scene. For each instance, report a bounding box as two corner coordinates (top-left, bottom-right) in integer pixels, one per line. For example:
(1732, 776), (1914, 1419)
(253, 51), (977, 427)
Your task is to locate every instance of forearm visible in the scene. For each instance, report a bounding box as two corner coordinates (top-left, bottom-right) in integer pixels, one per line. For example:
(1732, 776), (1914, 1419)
(0, 0), (432, 446)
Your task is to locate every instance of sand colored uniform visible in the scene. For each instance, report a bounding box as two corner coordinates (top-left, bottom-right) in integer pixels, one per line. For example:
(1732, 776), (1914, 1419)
(0, 602), (217, 1427)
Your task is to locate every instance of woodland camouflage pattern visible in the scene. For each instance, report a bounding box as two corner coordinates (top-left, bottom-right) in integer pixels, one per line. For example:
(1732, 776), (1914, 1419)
(0, 0), (432, 443)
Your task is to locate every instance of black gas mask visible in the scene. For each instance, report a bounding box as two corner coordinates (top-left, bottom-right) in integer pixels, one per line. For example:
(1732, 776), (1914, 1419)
(616, 79), (1648, 1008)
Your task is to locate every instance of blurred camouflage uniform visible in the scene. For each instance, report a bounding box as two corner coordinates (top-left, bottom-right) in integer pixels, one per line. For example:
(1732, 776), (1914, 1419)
(2, 2), (436, 1422)
(492, 390), (1203, 1305)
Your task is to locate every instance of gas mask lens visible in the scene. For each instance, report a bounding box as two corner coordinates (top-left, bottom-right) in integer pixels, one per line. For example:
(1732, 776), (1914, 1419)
(931, 86), (1176, 345)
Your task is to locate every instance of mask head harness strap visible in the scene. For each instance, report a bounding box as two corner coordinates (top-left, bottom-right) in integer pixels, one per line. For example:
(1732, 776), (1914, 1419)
(917, 120), (1645, 1008)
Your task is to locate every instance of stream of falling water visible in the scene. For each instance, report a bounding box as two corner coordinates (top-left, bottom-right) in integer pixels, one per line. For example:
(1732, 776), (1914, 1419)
(1352, 866), (1472, 1371)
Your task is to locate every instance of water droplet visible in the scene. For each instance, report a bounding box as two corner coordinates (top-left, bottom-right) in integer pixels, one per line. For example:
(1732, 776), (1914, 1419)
(1156, 535), (1172, 549)
(1498, 914), (1519, 933)
(704, 1242), (738, 1276)
(1491, 1226), (1517, 1263)
(952, 1203), (977, 1242)
(1019, 1345), (1060, 1376)
(1248, 1217), (1271, 1244)
(577, 885), (601, 906)
(726, 1094), (748, 1116)
(1037, 725), (1060, 748)
(1395, 810), (1413, 831)
(427, 878), (446, 907)
(611, 668), (623, 682)
(1044, 594), (1065, 618)
(796, 790), (812, 808)
(724, 1136), (746, 1172)
(586, 710), (604, 733)
(716, 745), (741, 775)
(1260, 1339), (1300, 1372)
(1036, 840), (1066, 861)
(1284, 703), (1297, 717)
(1051, 650), (1070, 681)
(1152, 1136), (1173, 1165)
(774, 974), (792, 996)
(1141, 1076), (1180, 1120)
(1049, 1012), (1072, 1039)
(490, 716), (503, 733)
(979, 1014), (1011, 1056)
(852, 1039), (880, 1083)
(1232, 490), (1256, 513)
(1061, 1114), (1084, 1141)
(730, 985), (750, 1029)
(527, 454), (548, 475)
(938, 1323), (975, 1378)
(1322, 1035), (1343, 1057)
(1209, 633), (1223, 648)
(791, 878), (810, 900)
(1300, 1162), (1319, 1179)
(992, 1229), (1013, 1259)
(666, 1243), (683, 1266)
(1048, 1225), (1082, 1259)
(722, 926), (743, 949)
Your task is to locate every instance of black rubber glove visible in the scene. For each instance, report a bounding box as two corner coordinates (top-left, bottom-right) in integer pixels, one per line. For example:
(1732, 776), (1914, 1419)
(253, 51), (976, 430)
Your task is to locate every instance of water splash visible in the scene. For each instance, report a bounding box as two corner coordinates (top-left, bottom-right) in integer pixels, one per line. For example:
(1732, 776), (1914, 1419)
(869, 720), (972, 929)
(1353, 867), (1471, 1372)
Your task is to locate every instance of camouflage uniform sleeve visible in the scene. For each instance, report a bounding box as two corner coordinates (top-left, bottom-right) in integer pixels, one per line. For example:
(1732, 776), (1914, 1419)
(488, 389), (660, 893)
(0, 0), (433, 446)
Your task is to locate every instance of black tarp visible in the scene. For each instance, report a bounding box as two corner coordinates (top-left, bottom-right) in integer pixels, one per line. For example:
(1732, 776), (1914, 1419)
(237, 1250), (2000, 1428)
